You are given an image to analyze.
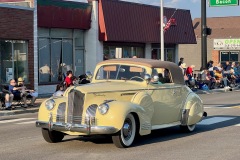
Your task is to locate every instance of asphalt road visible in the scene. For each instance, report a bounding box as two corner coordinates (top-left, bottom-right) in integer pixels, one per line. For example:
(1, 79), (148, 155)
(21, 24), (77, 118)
(0, 91), (239, 160)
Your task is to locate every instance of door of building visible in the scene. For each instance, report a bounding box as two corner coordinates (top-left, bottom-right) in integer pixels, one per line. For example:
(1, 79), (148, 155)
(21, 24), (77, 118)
(75, 49), (85, 76)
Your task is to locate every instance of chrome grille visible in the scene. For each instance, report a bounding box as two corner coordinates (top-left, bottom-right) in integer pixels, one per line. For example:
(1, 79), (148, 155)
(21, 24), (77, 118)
(67, 89), (85, 124)
(56, 102), (66, 123)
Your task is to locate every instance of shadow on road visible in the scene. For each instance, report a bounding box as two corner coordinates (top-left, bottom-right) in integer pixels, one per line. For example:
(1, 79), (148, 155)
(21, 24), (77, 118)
(60, 115), (240, 148)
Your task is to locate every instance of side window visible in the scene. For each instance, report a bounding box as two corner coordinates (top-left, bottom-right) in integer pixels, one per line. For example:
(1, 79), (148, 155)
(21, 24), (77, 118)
(152, 68), (172, 84)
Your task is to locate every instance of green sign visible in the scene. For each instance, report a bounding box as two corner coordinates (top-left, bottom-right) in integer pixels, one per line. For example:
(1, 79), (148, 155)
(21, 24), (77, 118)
(209, 0), (239, 7)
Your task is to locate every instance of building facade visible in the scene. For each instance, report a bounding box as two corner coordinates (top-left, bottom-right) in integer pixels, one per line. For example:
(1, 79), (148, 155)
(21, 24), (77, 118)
(0, 0), (197, 95)
(0, 4), (34, 88)
(179, 16), (240, 70)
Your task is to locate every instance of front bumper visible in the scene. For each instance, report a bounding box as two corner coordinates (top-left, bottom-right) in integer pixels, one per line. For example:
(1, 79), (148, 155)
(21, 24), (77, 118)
(36, 121), (118, 135)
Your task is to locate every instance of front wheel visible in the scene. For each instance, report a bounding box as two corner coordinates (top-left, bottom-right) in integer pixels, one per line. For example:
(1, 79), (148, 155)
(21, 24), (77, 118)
(180, 124), (196, 132)
(112, 114), (136, 148)
(41, 128), (64, 143)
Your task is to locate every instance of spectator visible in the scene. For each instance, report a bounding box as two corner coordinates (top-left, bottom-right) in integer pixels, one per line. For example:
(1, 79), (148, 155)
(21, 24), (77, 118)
(186, 65), (195, 79)
(0, 84), (13, 110)
(224, 61), (231, 71)
(17, 77), (38, 107)
(207, 60), (213, 69)
(65, 70), (73, 88)
(178, 57), (184, 66)
(8, 79), (28, 108)
(71, 76), (78, 85)
(53, 84), (64, 97)
(201, 69), (215, 90)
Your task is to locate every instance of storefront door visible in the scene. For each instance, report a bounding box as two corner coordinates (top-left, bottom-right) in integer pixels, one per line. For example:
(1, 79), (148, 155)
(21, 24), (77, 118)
(75, 49), (84, 76)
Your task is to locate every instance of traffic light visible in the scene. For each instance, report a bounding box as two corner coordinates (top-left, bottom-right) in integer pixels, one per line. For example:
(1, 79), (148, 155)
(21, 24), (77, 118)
(206, 27), (212, 35)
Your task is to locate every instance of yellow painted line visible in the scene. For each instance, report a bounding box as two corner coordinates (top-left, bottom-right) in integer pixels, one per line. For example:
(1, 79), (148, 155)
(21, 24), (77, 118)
(232, 106), (240, 109)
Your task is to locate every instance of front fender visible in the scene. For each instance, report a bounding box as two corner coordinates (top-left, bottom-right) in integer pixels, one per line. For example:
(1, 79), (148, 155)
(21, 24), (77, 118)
(182, 93), (204, 125)
(95, 101), (151, 135)
(38, 96), (67, 122)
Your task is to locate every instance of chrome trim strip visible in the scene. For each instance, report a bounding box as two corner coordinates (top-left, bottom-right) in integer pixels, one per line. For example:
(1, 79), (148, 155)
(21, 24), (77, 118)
(151, 122), (181, 130)
(90, 86), (182, 94)
(36, 121), (118, 135)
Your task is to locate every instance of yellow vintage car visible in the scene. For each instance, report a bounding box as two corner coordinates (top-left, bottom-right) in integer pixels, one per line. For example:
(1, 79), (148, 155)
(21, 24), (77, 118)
(36, 58), (207, 148)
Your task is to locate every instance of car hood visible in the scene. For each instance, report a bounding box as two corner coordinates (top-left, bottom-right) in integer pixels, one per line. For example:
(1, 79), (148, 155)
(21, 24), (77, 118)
(74, 81), (145, 94)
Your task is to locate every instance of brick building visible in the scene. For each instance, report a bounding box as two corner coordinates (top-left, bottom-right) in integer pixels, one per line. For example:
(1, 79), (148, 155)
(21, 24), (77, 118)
(0, 0), (197, 95)
(179, 16), (240, 70)
(0, 4), (34, 88)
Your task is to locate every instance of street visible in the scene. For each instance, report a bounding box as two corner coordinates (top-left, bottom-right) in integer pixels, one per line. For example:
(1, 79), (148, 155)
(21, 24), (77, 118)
(0, 91), (240, 160)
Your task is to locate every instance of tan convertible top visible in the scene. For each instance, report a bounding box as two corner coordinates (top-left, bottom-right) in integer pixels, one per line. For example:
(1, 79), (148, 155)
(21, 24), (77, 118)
(98, 58), (185, 85)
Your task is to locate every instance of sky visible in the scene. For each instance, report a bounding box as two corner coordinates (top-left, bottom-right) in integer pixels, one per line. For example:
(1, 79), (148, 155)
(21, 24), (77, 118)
(73, 0), (240, 19)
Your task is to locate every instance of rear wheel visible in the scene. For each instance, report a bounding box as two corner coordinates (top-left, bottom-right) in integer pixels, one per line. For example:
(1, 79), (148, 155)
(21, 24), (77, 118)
(41, 128), (64, 143)
(180, 124), (196, 132)
(112, 114), (136, 148)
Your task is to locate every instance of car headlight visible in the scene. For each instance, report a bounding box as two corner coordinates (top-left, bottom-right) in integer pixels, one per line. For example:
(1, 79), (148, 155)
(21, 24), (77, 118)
(45, 99), (55, 111)
(98, 103), (109, 115)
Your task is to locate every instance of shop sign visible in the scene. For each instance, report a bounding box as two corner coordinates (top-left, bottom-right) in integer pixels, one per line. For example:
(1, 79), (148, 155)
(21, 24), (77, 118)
(209, 0), (239, 7)
(214, 39), (240, 50)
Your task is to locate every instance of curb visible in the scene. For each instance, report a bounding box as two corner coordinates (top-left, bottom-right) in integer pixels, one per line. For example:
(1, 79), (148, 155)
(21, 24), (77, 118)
(0, 97), (49, 116)
(0, 107), (39, 116)
(195, 86), (240, 94)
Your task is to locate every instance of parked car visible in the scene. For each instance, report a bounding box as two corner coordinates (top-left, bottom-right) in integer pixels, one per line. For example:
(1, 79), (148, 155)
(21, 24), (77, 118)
(36, 58), (207, 148)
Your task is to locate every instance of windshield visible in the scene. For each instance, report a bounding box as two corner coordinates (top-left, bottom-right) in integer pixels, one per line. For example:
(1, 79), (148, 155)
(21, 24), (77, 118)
(96, 65), (146, 82)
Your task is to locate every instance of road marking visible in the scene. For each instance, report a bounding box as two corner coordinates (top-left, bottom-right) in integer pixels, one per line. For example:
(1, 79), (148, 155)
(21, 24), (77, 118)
(0, 118), (36, 124)
(204, 107), (233, 109)
(15, 120), (37, 125)
(232, 106), (240, 109)
(205, 106), (240, 109)
(198, 117), (236, 125)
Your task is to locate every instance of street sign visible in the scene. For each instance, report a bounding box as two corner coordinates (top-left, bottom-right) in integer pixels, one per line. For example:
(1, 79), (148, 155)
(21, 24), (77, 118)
(209, 0), (239, 7)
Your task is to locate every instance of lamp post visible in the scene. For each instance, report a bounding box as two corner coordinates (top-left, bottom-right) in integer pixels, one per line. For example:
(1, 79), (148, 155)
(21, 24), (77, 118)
(160, 0), (164, 61)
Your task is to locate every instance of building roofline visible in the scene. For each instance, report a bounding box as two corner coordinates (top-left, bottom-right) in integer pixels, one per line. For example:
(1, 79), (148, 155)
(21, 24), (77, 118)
(109, 0), (190, 12)
(0, 3), (34, 11)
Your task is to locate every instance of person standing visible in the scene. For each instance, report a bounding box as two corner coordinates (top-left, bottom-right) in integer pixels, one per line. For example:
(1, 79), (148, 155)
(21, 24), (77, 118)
(178, 57), (184, 66)
(65, 70), (73, 88)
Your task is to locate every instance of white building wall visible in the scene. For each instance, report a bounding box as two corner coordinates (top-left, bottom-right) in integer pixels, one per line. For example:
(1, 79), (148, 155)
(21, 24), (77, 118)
(145, 43), (152, 59)
(85, 0), (103, 73)
(34, 0), (38, 92)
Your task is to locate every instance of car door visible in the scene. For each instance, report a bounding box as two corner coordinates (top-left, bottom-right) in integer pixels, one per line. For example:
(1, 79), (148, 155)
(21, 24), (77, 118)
(150, 68), (184, 125)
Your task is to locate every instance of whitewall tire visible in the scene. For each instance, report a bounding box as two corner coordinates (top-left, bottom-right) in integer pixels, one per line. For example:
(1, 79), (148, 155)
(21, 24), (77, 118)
(112, 113), (136, 148)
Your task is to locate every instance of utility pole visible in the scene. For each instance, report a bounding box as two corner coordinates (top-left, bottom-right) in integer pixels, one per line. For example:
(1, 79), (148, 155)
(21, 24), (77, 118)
(160, 0), (164, 61)
(201, 0), (207, 70)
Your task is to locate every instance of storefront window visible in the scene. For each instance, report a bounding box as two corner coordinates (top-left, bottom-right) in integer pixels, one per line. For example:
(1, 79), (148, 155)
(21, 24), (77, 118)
(0, 40), (28, 84)
(220, 51), (239, 62)
(38, 38), (73, 83)
(103, 46), (144, 60)
(38, 28), (82, 84)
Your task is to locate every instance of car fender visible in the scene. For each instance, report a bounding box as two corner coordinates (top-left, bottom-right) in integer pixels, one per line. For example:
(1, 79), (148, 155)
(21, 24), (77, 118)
(181, 92), (204, 125)
(38, 97), (67, 122)
(95, 100), (152, 136)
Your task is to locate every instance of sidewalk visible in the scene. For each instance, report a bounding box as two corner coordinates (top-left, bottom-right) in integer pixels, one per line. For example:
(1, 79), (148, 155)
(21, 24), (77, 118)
(0, 97), (49, 116)
(194, 85), (240, 94)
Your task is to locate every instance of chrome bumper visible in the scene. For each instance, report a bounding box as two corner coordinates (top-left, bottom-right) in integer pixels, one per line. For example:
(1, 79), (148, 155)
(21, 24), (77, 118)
(36, 121), (118, 135)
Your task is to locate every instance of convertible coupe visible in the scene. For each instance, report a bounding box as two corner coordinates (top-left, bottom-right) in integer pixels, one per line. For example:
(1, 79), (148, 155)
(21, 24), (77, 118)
(36, 58), (207, 148)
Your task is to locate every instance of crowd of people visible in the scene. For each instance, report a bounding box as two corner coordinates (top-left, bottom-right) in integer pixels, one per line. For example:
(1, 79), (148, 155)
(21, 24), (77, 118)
(53, 70), (90, 97)
(178, 57), (240, 90)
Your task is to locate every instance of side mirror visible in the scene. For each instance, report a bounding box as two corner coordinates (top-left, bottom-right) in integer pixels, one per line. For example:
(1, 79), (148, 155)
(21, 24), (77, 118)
(144, 74), (151, 84)
(86, 71), (93, 80)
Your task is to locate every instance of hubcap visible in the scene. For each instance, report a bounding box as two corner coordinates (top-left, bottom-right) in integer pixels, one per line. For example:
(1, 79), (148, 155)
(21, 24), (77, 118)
(122, 119), (132, 140)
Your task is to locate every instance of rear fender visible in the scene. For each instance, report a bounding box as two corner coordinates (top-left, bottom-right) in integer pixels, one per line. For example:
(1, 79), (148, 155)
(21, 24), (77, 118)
(181, 93), (204, 125)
